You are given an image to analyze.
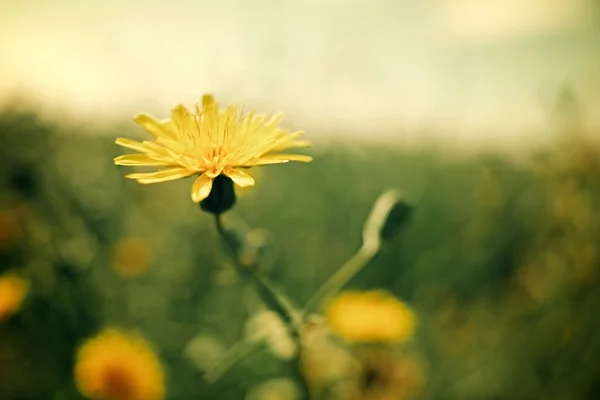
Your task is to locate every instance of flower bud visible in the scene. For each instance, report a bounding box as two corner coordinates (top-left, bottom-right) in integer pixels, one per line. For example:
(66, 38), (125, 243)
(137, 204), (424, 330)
(199, 174), (237, 215)
(362, 189), (413, 251)
(380, 198), (413, 240)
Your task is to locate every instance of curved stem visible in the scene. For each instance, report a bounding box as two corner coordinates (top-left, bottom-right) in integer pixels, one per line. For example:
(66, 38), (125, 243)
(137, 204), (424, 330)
(214, 215), (301, 339)
(303, 245), (378, 316)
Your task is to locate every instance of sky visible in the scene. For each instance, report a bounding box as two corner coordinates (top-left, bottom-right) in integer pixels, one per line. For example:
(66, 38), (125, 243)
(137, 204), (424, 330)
(1, 0), (599, 147)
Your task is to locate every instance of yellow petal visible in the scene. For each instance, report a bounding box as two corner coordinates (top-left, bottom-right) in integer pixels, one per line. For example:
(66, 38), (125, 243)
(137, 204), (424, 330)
(126, 168), (194, 184)
(265, 131), (306, 152)
(264, 113), (284, 128)
(271, 140), (312, 152)
(115, 138), (149, 153)
(140, 141), (172, 157)
(156, 135), (186, 153)
(171, 104), (191, 127)
(191, 174), (213, 203)
(262, 154), (313, 163)
(171, 104), (201, 145)
(202, 94), (215, 108)
(113, 154), (173, 166)
(204, 169), (222, 179)
(134, 114), (177, 138)
(242, 158), (290, 167)
(224, 168), (255, 188)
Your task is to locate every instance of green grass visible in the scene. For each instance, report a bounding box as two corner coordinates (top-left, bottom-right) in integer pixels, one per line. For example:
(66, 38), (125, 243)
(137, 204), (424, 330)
(1, 109), (599, 399)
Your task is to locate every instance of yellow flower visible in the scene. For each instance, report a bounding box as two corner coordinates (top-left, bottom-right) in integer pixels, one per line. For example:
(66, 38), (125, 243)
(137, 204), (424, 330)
(112, 237), (151, 278)
(75, 329), (164, 400)
(325, 291), (416, 343)
(350, 349), (426, 400)
(114, 94), (312, 203)
(0, 274), (29, 322)
(236, 166), (264, 199)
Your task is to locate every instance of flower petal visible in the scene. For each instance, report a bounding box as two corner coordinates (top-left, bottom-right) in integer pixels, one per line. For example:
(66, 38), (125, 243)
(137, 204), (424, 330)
(115, 138), (149, 153)
(126, 168), (195, 184)
(140, 141), (172, 157)
(113, 154), (174, 167)
(242, 159), (290, 167)
(261, 154), (313, 163)
(202, 94), (215, 108)
(224, 168), (255, 188)
(171, 104), (191, 129)
(134, 114), (177, 138)
(266, 131), (306, 152)
(191, 174), (213, 203)
(271, 140), (312, 151)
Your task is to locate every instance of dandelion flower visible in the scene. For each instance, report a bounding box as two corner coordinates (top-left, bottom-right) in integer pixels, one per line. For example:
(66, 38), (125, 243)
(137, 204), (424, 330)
(325, 290), (416, 343)
(350, 349), (426, 400)
(114, 94), (312, 203)
(0, 274), (29, 322)
(75, 329), (164, 400)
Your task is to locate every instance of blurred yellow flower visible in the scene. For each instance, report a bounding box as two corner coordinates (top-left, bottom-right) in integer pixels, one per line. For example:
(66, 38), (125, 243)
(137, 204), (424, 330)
(75, 329), (164, 400)
(350, 349), (426, 400)
(114, 94), (312, 203)
(325, 290), (416, 343)
(112, 237), (151, 278)
(0, 274), (29, 322)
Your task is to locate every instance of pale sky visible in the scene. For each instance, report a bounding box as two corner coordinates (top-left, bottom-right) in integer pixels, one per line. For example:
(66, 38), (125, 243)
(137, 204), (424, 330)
(1, 0), (599, 146)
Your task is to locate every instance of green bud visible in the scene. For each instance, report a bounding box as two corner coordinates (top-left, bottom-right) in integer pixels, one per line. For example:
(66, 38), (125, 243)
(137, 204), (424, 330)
(200, 174), (237, 215)
(380, 198), (413, 240)
(362, 189), (413, 251)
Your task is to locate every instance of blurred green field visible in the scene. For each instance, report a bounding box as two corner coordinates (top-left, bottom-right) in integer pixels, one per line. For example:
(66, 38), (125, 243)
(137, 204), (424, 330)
(1, 106), (599, 400)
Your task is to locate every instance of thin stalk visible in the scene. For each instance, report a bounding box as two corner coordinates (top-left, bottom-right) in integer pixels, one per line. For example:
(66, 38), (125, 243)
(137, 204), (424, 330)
(203, 340), (266, 383)
(303, 244), (378, 316)
(214, 214), (311, 399)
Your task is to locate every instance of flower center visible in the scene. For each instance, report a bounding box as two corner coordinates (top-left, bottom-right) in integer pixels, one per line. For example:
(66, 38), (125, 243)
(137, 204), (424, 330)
(101, 364), (136, 400)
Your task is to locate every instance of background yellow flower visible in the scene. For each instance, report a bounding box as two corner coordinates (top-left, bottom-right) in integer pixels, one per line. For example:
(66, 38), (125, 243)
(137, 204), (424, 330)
(325, 291), (417, 343)
(349, 349), (426, 400)
(0, 274), (29, 322)
(75, 329), (164, 400)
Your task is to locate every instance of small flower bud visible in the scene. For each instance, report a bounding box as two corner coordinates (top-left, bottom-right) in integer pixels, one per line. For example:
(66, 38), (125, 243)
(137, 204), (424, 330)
(362, 189), (413, 251)
(380, 198), (413, 240)
(199, 174), (237, 215)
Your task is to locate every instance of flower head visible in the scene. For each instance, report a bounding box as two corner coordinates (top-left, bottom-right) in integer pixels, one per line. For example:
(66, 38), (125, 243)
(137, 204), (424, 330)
(325, 290), (416, 343)
(0, 274), (29, 322)
(75, 329), (164, 400)
(350, 349), (426, 400)
(114, 94), (312, 203)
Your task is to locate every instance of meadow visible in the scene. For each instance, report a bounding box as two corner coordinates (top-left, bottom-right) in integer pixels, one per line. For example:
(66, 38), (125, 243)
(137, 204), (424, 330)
(1, 103), (599, 400)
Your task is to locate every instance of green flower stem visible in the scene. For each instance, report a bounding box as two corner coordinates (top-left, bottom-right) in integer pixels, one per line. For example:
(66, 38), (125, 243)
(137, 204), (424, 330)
(303, 189), (410, 317)
(214, 214), (311, 400)
(303, 244), (378, 317)
(203, 340), (266, 383)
